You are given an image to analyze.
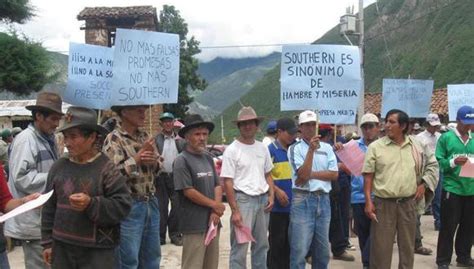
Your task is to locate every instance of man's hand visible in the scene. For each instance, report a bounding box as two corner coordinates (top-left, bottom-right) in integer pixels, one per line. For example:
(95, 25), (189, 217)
(365, 201), (377, 221)
(21, 193), (41, 204)
(134, 139), (158, 166)
(414, 184), (426, 201)
(454, 156), (468, 166)
(275, 188), (289, 207)
(212, 201), (225, 217)
(264, 193), (274, 213)
(231, 210), (243, 227)
(43, 248), (52, 265)
(333, 142), (344, 151)
(69, 193), (91, 211)
(309, 135), (321, 151)
(209, 212), (220, 226)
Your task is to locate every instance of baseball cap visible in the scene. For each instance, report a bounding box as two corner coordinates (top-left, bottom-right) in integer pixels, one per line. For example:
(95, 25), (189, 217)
(160, 112), (175, 120)
(266, 120), (277, 133)
(298, 110), (318, 125)
(276, 118), (297, 135)
(426, 113), (441, 126)
(413, 123), (421, 130)
(359, 113), (379, 127)
(456, 105), (474, 124)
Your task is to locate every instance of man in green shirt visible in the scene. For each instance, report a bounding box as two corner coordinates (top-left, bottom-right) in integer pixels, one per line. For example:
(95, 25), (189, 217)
(435, 105), (474, 269)
(363, 109), (438, 269)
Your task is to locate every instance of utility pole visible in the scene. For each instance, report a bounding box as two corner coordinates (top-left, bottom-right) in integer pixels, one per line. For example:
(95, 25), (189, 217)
(358, 0), (365, 127)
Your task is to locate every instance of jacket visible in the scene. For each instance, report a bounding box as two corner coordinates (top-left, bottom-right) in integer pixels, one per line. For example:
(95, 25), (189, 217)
(5, 124), (58, 239)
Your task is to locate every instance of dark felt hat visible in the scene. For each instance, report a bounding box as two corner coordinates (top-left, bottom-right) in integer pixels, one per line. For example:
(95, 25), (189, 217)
(178, 114), (214, 138)
(110, 105), (148, 115)
(25, 92), (63, 115)
(57, 107), (107, 135)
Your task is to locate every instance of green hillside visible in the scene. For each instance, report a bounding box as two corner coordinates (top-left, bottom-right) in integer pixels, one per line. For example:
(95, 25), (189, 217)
(211, 0), (474, 143)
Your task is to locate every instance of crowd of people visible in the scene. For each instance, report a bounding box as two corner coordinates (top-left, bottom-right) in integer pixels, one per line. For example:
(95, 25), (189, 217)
(0, 91), (472, 269)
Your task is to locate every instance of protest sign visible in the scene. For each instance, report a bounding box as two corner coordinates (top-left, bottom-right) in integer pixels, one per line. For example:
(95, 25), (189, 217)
(447, 84), (474, 121)
(111, 28), (180, 106)
(381, 79), (433, 118)
(65, 43), (113, 109)
(0, 190), (54, 223)
(280, 45), (361, 124)
(335, 139), (365, 176)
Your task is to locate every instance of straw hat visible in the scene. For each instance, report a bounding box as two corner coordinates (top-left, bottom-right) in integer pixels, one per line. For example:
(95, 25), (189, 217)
(232, 106), (264, 124)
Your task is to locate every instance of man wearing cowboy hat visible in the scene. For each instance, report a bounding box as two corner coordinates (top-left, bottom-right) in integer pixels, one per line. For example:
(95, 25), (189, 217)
(155, 112), (186, 246)
(5, 92), (63, 269)
(41, 106), (132, 268)
(172, 114), (225, 269)
(103, 105), (162, 268)
(221, 106), (275, 269)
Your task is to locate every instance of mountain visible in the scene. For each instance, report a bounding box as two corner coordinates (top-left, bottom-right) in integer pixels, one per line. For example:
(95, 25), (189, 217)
(210, 0), (474, 143)
(198, 52), (280, 83)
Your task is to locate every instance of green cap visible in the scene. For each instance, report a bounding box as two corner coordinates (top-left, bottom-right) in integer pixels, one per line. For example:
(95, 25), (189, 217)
(160, 112), (175, 120)
(1, 129), (12, 139)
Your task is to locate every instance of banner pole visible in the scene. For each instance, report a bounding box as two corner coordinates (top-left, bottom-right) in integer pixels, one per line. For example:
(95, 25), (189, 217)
(149, 105), (153, 135)
(315, 109), (320, 137)
(334, 125), (337, 144)
(97, 110), (101, 125)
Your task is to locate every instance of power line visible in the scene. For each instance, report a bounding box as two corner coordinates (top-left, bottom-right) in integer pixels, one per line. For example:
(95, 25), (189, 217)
(374, 0), (395, 76)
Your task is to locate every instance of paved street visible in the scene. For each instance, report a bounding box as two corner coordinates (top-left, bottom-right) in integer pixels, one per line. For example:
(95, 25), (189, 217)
(8, 205), (473, 268)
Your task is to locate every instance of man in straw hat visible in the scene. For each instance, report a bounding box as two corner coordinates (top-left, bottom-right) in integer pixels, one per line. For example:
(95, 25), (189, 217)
(5, 92), (63, 269)
(41, 107), (132, 268)
(287, 110), (338, 269)
(172, 114), (225, 269)
(103, 105), (162, 268)
(221, 106), (275, 268)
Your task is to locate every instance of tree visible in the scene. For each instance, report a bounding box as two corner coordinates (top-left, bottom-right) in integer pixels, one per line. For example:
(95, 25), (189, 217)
(0, 0), (56, 96)
(158, 5), (207, 119)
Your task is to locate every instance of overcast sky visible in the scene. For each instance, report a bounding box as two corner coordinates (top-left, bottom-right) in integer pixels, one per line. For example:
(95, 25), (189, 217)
(3, 0), (376, 62)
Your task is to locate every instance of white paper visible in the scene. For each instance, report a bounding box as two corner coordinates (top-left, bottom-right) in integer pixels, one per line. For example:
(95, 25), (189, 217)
(0, 190), (54, 223)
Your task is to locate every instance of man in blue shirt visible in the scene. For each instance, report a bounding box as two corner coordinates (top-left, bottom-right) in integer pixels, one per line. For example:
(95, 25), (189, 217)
(267, 117), (297, 269)
(288, 110), (338, 269)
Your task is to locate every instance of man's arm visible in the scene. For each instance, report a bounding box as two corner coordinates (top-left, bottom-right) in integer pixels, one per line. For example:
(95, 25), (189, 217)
(296, 145), (315, 185)
(309, 170), (338, 181)
(264, 172), (274, 212)
(9, 138), (48, 194)
(183, 187), (225, 216)
(363, 172), (376, 221)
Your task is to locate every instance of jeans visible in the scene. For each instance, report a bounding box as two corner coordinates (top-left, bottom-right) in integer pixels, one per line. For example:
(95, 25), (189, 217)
(22, 240), (47, 269)
(432, 173), (443, 229)
(116, 197), (161, 269)
(289, 191), (331, 269)
(0, 251), (10, 269)
(229, 192), (269, 269)
(352, 203), (370, 267)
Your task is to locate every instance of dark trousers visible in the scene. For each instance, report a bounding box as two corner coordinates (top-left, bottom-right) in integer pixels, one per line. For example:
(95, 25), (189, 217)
(415, 214), (423, 249)
(432, 173), (443, 229)
(51, 240), (115, 269)
(353, 203), (371, 267)
(339, 184), (351, 245)
(155, 173), (180, 241)
(267, 212), (290, 269)
(436, 190), (474, 266)
(329, 184), (348, 256)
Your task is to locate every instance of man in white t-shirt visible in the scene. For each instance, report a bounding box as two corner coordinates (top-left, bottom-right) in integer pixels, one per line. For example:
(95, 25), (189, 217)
(221, 106), (275, 269)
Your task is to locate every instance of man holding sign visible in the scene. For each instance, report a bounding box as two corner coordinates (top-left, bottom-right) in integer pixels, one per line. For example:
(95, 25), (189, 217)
(435, 105), (474, 269)
(103, 105), (162, 268)
(288, 110), (338, 269)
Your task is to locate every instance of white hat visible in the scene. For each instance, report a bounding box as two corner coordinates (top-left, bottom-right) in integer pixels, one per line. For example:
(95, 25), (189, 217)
(447, 122), (457, 130)
(359, 113), (379, 127)
(413, 123), (421, 130)
(298, 110), (318, 125)
(426, 113), (441, 126)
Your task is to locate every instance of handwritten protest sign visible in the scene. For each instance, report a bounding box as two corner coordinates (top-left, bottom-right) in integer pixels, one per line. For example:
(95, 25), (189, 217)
(459, 157), (474, 178)
(381, 79), (433, 118)
(335, 140), (365, 176)
(111, 28), (180, 106)
(447, 84), (474, 121)
(280, 45), (361, 124)
(65, 43), (113, 109)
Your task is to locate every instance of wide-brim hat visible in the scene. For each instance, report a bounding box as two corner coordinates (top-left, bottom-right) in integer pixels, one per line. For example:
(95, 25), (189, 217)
(57, 106), (108, 135)
(25, 92), (64, 115)
(232, 106), (264, 124)
(178, 114), (214, 138)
